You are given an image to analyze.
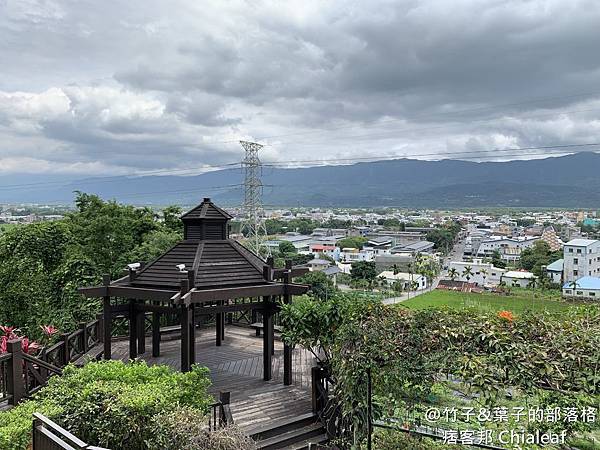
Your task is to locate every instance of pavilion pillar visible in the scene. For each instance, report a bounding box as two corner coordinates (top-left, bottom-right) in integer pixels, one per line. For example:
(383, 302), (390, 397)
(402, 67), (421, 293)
(263, 263), (274, 381)
(216, 309), (222, 347)
(102, 275), (112, 360)
(152, 311), (160, 357)
(189, 305), (196, 366)
(263, 298), (273, 381)
(283, 260), (293, 385)
(137, 302), (146, 355)
(128, 298), (138, 360)
(180, 279), (191, 372)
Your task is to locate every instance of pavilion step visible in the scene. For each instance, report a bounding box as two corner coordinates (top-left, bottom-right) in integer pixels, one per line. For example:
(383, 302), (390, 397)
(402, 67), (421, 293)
(249, 413), (327, 450)
(248, 412), (317, 440)
(254, 423), (326, 450)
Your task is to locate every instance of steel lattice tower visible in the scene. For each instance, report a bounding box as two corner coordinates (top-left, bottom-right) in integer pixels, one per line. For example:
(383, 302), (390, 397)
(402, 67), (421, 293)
(240, 140), (271, 257)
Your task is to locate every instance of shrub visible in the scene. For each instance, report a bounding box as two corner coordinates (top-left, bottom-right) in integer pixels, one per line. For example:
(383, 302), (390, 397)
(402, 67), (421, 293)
(0, 360), (213, 450)
(147, 406), (256, 450)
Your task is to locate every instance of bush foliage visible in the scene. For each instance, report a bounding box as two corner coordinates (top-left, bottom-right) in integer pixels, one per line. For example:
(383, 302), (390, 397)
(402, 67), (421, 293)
(0, 360), (213, 450)
(280, 295), (600, 447)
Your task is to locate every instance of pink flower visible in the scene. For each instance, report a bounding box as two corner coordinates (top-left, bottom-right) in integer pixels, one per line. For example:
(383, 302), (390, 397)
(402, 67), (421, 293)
(0, 325), (18, 338)
(0, 336), (7, 354)
(40, 325), (58, 337)
(21, 338), (40, 355)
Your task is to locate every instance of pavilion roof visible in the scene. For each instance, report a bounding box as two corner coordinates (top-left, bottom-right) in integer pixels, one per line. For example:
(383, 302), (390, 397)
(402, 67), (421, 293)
(128, 239), (267, 290)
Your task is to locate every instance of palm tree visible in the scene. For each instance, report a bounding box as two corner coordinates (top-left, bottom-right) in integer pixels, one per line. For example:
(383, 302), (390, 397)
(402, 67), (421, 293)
(448, 268), (459, 282)
(462, 266), (474, 283)
(480, 268), (488, 287)
(568, 279), (579, 298)
(391, 264), (400, 276)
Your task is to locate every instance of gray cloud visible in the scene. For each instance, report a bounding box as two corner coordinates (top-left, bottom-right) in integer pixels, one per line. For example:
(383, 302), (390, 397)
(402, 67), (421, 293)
(1, 0), (600, 178)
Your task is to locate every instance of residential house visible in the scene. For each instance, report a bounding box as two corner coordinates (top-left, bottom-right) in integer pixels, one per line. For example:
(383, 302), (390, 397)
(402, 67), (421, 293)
(562, 276), (600, 300)
(447, 259), (505, 286)
(501, 270), (536, 288)
(378, 270), (427, 290)
(545, 259), (564, 284)
(563, 239), (600, 282)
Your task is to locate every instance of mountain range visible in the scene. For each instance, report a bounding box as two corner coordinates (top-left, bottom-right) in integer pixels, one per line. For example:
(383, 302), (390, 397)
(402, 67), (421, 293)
(2, 152), (600, 208)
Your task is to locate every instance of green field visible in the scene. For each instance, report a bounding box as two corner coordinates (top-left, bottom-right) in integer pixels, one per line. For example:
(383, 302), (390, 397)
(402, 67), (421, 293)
(401, 289), (586, 314)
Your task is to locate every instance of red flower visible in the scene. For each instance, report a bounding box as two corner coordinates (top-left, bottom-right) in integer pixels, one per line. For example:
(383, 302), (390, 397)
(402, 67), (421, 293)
(0, 335), (7, 354)
(498, 310), (514, 322)
(0, 325), (18, 339)
(40, 325), (58, 337)
(21, 338), (40, 355)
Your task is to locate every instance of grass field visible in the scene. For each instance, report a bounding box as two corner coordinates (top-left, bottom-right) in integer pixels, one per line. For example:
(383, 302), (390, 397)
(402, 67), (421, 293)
(401, 288), (587, 314)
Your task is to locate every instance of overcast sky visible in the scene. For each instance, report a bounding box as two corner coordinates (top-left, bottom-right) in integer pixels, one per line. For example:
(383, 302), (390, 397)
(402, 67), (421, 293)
(1, 0), (600, 177)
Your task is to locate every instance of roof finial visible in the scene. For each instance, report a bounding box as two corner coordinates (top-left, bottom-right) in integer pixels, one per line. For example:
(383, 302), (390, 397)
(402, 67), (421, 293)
(203, 197), (211, 202)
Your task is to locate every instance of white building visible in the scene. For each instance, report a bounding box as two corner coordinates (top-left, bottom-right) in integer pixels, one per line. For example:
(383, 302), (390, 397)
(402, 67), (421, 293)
(562, 276), (600, 299)
(476, 236), (539, 262)
(501, 270), (536, 288)
(379, 271), (428, 290)
(563, 239), (600, 283)
(545, 259), (563, 284)
(340, 248), (374, 262)
(447, 259), (505, 286)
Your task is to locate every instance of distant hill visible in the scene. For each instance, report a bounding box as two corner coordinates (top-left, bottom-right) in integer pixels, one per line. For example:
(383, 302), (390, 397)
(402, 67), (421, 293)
(2, 152), (600, 208)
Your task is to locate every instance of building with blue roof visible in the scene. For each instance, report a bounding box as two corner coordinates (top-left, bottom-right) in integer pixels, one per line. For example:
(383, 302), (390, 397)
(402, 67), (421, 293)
(562, 276), (600, 300)
(545, 258), (563, 284)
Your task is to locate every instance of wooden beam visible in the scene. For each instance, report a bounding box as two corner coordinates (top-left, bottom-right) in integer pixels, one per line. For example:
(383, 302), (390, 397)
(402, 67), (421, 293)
(194, 301), (266, 314)
(272, 267), (310, 279)
(184, 283), (289, 305)
(263, 299), (273, 381)
(135, 303), (178, 314)
(109, 286), (177, 301)
(78, 286), (108, 297)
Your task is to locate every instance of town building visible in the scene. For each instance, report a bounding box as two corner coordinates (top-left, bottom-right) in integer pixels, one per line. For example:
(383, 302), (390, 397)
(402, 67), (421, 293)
(563, 239), (600, 282)
(501, 270), (536, 288)
(562, 276), (600, 299)
(447, 259), (505, 286)
(378, 270), (428, 290)
(545, 259), (564, 284)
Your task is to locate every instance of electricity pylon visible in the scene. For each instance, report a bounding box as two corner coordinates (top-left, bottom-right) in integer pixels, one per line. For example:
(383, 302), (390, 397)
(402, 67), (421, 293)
(240, 140), (271, 257)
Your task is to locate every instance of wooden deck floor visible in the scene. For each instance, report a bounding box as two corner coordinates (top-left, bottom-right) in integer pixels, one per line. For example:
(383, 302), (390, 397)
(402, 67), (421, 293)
(112, 325), (317, 431)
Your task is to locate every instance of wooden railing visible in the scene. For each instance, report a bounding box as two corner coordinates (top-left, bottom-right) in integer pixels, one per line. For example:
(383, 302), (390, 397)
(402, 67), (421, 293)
(32, 413), (109, 450)
(1, 317), (103, 407)
(208, 391), (234, 431)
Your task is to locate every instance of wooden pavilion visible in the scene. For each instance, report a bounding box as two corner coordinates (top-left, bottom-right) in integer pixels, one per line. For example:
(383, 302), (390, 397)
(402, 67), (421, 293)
(79, 198), (309, 383)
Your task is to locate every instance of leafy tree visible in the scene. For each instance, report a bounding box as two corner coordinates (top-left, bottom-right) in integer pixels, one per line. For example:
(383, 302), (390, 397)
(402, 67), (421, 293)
(350, 261), (377, 282)
(162, 205), (183, 233)
(519, 240), (562, 277)
(297, 271), (335, 301)
(491, 249), (506, 268)
(278, 241), (297, 255)
(337, 236), (368, 250)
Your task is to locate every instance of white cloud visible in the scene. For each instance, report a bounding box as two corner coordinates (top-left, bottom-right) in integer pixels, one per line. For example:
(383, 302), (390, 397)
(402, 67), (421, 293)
(0, 0), (600, 177)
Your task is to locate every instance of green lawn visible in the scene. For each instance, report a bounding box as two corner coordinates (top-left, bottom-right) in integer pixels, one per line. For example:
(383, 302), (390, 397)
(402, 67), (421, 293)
(401, 288), (585, 314)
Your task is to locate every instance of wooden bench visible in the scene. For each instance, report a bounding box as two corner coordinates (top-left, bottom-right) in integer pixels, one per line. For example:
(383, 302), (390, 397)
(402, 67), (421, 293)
(250, 322), (282, 337)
